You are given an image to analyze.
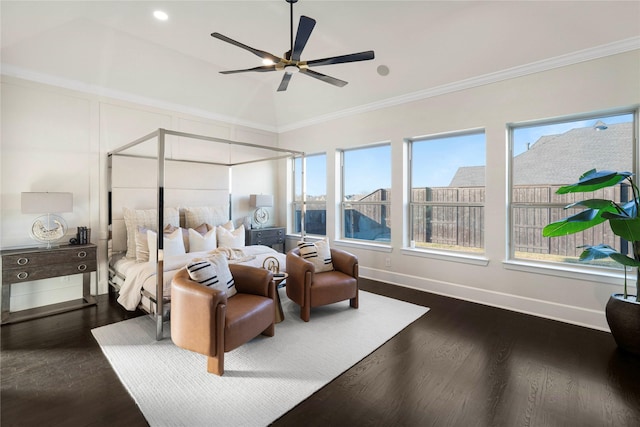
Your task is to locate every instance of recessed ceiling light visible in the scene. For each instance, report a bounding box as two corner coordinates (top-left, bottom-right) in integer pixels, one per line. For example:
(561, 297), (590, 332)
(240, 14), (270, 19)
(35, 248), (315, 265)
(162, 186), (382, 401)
(153, 10), (169, 21)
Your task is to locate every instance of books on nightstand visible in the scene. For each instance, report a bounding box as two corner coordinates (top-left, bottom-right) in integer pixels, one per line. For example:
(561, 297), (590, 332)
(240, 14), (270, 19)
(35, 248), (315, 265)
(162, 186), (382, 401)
(72, 226), (91, 245)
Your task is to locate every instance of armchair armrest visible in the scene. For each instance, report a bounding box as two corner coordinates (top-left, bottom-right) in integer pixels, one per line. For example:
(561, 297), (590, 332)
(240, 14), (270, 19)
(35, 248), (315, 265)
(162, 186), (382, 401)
(229, 264), (275, 299)
(171, 268), (226, 356)
(330, 248), (358, 278)
(286, 249), (315, 284)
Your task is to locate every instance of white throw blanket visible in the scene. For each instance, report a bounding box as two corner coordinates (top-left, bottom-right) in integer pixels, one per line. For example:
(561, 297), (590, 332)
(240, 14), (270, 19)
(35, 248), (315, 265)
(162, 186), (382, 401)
(116, 246), (280, 311)
(206, 247), (256, 263)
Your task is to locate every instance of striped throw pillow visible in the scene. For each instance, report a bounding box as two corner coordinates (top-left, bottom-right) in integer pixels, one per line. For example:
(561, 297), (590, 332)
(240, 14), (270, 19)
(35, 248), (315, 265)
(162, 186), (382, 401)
(186, 255), (237, 297)
(297, 239), (334, 273)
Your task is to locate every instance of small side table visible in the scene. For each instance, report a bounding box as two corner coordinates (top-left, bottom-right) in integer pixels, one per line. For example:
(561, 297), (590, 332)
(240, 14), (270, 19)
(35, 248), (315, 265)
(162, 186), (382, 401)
(1, 244), (97, 325)
(273, 272), (288, 323)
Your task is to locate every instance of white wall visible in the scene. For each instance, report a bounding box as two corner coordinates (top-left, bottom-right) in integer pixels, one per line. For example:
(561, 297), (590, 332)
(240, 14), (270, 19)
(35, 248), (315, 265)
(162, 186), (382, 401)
(278, 50), (640, 331)
(1, 75), (277, 311)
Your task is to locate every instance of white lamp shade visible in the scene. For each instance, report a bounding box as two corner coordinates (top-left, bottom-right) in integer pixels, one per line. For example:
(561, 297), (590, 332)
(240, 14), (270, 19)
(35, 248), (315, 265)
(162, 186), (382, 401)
(21, 192), (73, 214)
(250, 194), (273, 208)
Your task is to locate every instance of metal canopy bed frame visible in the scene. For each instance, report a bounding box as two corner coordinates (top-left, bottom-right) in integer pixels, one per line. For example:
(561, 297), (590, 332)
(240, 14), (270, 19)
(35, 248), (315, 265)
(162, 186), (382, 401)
(107, 128), (305, 340)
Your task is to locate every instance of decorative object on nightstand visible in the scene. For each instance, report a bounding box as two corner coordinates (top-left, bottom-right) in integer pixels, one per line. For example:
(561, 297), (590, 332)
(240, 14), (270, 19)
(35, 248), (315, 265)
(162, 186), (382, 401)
(21, 192), (73, 249)
(249, 194), (273, 228)
(246, 226), (285, 252)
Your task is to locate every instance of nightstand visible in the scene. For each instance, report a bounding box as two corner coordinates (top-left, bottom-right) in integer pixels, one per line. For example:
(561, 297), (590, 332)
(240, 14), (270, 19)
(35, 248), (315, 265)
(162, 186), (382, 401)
(1, 244), (97, 325)
(245, 227), (285, 253)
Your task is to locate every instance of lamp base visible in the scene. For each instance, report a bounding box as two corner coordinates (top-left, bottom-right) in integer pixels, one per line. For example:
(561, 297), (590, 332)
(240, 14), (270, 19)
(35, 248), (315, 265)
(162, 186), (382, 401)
(253, 207), (269, 228)
(29, 214), (67, 248)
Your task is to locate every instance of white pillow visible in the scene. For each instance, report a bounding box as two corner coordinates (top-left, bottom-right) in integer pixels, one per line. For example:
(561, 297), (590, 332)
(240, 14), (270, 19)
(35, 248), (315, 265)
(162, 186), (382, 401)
(183, 206), (228, 229)
(220, 220), (234, 231)
(135, 224), (182, 262)
(217, 224), (245, 248)
(188, 227), (217, 252)
(147, 227), (186, 263)
(134, 226), (152, 262)
(123, 207), (180, 259)
(186, 255), (237, 297)
(298, 239), (334, 272)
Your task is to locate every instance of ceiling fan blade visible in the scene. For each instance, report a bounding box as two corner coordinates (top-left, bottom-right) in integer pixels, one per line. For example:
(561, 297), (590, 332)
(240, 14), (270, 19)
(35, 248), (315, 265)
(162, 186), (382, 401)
(220, 65), (277, 74)
(291, 15), (316, 61)
(305, 50), (375, 67)
(277, 72), (293, 92)
(211, 32), (281, 63)
(300, 69), (348, 87)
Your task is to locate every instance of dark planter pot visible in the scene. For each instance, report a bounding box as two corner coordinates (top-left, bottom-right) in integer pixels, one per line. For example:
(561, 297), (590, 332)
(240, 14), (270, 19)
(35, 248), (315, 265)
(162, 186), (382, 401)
(605, 293), (640, 356)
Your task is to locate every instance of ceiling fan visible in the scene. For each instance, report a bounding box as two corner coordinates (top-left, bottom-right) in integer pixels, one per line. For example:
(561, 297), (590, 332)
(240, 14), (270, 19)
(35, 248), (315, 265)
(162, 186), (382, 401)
(211, 0), (375, 92)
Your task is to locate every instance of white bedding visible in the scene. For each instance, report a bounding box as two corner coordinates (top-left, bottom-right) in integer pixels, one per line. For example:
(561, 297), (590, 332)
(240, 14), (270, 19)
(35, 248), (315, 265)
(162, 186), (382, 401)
(115, 245), (286, 311)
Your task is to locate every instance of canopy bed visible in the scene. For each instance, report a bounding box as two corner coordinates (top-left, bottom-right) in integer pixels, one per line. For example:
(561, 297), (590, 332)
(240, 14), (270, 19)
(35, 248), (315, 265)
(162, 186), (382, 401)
(107, 128), (305, 340)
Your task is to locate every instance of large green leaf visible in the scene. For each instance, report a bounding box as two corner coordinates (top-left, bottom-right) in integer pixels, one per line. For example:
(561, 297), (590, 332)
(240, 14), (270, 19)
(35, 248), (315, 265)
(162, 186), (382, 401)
(602, 199), (640, 241)
(609, 216), (640, 242)
(556, 170), (632, 194)
(542, 209), (607, 237)
(578, 244), (640, 267)
(565, 199), (617, 210)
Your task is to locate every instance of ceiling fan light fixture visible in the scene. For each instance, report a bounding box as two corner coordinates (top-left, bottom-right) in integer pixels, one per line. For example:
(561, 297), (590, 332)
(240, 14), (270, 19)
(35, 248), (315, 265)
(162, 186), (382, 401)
(211, 0), (374, 91)
(262, 58), (275, 66)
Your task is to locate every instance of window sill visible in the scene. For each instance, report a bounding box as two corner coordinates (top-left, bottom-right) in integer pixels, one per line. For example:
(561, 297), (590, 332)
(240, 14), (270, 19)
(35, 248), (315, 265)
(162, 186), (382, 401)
(333, 239), (392, 253)
(503, 259), (627, 286)
(401, 248), (489, 266)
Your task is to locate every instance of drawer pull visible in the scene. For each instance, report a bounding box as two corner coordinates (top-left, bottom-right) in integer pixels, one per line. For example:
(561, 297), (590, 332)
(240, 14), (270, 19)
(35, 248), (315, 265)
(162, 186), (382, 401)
(16, 272), (28, 280)
(78, 264), (87, 272)
(78, 251), (87, 258)
(17, 257), (29, 266)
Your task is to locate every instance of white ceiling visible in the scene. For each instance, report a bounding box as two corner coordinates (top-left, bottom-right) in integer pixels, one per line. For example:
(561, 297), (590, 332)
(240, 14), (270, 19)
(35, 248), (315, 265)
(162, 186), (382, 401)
(2, 1), (639, 132)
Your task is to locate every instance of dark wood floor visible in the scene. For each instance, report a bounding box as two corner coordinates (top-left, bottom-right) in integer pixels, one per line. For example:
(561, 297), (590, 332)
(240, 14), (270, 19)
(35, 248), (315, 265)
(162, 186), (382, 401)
(2, 280), (639, 427)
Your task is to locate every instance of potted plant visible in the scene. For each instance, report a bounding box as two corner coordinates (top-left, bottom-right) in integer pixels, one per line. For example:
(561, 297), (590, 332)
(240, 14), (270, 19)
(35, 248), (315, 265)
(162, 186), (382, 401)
(543, 169), (640, 355)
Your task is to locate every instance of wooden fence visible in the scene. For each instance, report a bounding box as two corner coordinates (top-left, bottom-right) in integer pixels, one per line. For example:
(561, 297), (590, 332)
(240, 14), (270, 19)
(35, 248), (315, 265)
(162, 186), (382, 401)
(350, 185), (629, 256)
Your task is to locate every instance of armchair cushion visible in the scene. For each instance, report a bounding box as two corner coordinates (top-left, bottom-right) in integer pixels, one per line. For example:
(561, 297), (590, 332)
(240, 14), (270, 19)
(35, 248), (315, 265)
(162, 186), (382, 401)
(297, 238), (333, 272)
(186, 254), (237, 297)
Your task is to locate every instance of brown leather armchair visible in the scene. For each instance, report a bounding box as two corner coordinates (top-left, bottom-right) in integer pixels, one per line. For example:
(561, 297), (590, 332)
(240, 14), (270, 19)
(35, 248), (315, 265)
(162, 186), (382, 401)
(286, 247), (358, 322)
(170, 264), (276, 376)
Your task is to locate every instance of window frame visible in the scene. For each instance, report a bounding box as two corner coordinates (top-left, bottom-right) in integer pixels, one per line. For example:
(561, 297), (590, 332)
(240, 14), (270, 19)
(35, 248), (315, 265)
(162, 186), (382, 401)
(340, 143), (392, 244)
(291, 152), (327, 237)
(506, 108), (638, 275)
(406, 129), (487, 255)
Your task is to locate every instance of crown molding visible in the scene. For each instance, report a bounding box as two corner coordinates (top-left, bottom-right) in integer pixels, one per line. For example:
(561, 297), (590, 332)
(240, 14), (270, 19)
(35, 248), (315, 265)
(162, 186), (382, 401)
(278, 37), (640, 133)
(3, 37), (639, 134)
(0, 64), (279, 133)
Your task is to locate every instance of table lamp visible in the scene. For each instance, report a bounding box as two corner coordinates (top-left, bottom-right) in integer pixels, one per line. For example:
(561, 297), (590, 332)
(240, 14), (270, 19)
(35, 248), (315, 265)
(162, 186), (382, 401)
(250, 194), (273, 228)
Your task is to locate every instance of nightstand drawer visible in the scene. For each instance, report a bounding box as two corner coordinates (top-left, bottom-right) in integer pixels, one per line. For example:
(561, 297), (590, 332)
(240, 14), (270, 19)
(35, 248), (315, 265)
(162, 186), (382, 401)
(253, 229), (284, 244)
(2, 259), (97, 283)
(2, 246), (96, 269)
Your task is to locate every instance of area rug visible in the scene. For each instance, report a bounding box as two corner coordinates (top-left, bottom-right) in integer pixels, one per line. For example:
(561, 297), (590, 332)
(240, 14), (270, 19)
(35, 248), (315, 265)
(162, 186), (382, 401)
(92, 290), (429, 427)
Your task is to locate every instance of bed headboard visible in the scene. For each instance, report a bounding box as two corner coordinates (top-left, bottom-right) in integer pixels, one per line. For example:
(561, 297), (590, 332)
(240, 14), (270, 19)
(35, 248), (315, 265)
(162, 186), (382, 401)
(110, 155), (230, 254)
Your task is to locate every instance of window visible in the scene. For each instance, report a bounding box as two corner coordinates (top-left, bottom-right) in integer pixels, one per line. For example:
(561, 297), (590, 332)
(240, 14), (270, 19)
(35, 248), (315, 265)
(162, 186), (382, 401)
(293, 154), (326, 236)
(341, 144), (391, 242)
(510, 111), (635, 268)
(408, 131), (486, 253)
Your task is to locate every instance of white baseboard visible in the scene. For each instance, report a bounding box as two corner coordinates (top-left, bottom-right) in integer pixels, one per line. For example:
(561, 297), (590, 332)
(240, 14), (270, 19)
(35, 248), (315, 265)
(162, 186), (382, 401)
(360, 266), (610, 333)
